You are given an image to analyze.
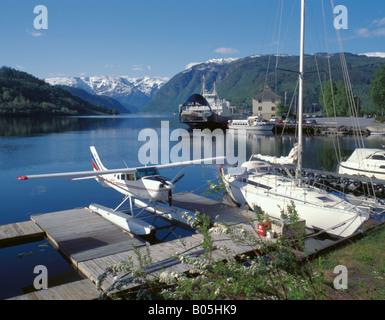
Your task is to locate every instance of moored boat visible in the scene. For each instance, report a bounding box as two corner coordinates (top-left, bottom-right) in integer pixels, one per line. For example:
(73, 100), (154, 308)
(179, 78), (234, 130)
(221, 159), (370, 238)
(228, 115), (274, 131)
(338, 148), (385, 181)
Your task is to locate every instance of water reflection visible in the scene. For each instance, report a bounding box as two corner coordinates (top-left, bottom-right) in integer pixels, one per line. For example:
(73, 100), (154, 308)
(0, 115), (180, 137)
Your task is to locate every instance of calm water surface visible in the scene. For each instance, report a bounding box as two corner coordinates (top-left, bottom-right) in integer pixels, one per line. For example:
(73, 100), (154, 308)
(0, 114), (384, 299)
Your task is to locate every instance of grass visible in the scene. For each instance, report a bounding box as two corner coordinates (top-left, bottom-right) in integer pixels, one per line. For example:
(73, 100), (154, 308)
(313, 222), (385, 300)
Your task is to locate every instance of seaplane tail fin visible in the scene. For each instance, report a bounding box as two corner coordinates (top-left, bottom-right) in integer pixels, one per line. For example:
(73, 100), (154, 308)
(90, 146), (107, 171)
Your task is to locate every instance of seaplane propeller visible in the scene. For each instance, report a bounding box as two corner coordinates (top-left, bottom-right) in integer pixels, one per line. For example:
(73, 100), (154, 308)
(155, 173), (185, 206)
(172, 173), (185, 184)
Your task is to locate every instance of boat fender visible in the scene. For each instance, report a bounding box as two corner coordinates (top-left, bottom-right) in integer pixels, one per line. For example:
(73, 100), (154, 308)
(263, 220), (271, 230)
(353, 181), (362, 188)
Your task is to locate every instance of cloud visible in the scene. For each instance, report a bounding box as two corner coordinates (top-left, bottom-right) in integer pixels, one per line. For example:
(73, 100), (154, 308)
(355, 27), (385, 38)
(373, 17), (385, 27)
(15, 65), (25, 70)
(133, 64), (143, 71)
(26, 29), (44, 37)
(147, 65), (151, 71)
(354, 17), (385, 38)
(214, 47), (240, 54)
(104, 64), (114, 68)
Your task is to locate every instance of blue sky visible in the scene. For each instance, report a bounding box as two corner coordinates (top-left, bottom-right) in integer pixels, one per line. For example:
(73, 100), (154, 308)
(1, 0), (385, 79)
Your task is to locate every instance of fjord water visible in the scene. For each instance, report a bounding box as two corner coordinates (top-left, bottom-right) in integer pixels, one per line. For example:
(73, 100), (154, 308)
(0, 114), (383, 299)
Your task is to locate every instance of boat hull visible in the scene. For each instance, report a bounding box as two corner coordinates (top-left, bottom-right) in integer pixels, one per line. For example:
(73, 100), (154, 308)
(181, 113), (232, 130)
(228, 124), (275, 131)
(339, 162), (385, 181)
(222, 173), (369, 238)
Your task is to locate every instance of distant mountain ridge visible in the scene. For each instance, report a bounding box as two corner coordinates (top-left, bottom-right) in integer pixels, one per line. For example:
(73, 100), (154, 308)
(59, 85), (130, 114)
(142, 52), (385, 114)
(45, 75), (169, 113)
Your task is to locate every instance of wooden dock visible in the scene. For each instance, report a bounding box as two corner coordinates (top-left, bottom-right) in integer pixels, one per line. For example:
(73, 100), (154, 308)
(31, 208), (147, 268)
(274, 122), (369, 136)
(0, 221), (44, 247)
(3, 191), (377, 300)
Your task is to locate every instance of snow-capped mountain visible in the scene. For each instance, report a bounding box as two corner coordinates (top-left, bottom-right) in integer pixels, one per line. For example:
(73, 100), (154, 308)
(359, 52), (385, 58)
(45, 76), (169, 112)
(184, 58), (240, 71)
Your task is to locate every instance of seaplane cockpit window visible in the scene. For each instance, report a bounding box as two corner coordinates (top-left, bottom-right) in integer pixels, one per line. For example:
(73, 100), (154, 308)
(121, 174), (135, 181)
(136, 167), (160, 179)
(127, 173), (135, 181)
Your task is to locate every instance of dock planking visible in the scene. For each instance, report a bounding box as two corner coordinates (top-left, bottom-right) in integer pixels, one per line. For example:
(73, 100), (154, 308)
(172, 191), (258, 226)
(8, 279), (99, 300)
(31, 208), (147, 268)
(0, 220), (44, 247)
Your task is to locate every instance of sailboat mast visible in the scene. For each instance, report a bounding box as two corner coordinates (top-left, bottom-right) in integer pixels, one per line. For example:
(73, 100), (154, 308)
(296, 0), (305, 187)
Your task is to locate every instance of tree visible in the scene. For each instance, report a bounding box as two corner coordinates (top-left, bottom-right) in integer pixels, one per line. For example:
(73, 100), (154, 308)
(319, 80), (337, 116)
(276, 102), (289, 117)
(370, 64), (385, 116)
(319, 80), (349, 116)
(335, 81), (349, 116)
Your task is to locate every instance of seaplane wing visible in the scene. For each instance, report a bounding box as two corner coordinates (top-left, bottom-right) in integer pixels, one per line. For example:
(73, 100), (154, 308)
(17, 146), (225, 180)
(17, 168), (135, 180)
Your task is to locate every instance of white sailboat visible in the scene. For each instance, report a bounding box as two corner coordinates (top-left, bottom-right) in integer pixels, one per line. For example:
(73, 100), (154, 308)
(221, 0), (373, 238)
(338, 148), (385, 181)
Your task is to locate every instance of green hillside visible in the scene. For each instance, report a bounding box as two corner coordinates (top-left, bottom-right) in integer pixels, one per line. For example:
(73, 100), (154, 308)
(0, 67), (118, 116)
(143, 53), (385, 114)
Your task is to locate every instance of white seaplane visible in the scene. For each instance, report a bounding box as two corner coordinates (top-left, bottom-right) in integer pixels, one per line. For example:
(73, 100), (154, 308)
(17, 146), (224, 235)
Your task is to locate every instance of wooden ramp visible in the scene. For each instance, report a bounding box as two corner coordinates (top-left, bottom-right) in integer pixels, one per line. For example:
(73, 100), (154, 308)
(31, 208), (147, 268)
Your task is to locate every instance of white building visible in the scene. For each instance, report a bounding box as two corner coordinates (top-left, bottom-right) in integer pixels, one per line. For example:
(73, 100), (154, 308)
(252, 86), (282, 120)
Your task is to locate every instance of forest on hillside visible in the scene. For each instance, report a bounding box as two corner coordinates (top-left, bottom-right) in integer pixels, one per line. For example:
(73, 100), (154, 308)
(0, 67), (118, 116)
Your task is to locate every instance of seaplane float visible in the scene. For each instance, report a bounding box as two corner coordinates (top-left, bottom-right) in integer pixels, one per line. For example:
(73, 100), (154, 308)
(17, 146), (224, 236)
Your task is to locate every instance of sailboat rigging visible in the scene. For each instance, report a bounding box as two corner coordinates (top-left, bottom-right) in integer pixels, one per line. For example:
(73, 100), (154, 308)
(221, 0), (382, 238)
